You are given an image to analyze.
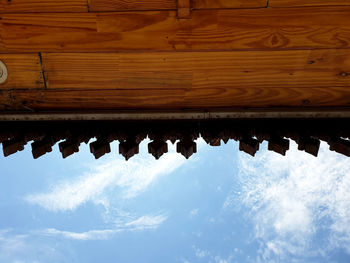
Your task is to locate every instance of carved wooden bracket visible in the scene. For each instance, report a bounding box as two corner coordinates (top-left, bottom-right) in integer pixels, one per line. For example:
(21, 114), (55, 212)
(177, 0), (191, 19)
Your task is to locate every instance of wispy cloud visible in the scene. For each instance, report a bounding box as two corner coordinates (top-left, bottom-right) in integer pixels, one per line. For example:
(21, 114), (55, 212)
(43, 228), (117, 241)
(194, 246), (210, 258)
(40, 214), (167, 241)
(192, 245), (236, 263)
(124, 214), (166, 228)
(214, 255), (235, 263)
(20, 141), (185, 251)
(0, 229), (28, 256)
(0, 215), (167, 263)
(224, 142), (350, 262)
(25, 141), (186, 212)
(0, 229), (63, 263)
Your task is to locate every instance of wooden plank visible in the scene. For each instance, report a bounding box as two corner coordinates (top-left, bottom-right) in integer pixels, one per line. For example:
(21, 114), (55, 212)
(89, 0), (267, 12)
(41, 49), (350, 91)
(0, 54), (44, 90)
(184, 87), (350, 108)
(89, 0), (175, 11)
(1, 49), (350, 111)
(192, 0), (267, 8)
(1, 7), (350, 52)
(0, 0), (88, 13)
(2, 86), (349, 111)
(270, 0), (350, 7)
(1, 89), (185, 110)
(42, 53), (193, 90)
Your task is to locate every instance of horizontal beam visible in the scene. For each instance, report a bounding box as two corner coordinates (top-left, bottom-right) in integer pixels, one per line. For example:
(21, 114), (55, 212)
(0, 7), (349, 52)
(3, 0), (349, 13)
(1, 49), (350, 111)
(269, 0), (350, 7)
(0, 0), (267, 13)
(0, 0), (88, 13)
(2, 86), (349, 111)
(40, 50), (350, 90)
(191, 0), (266, 8)
(89, 0), (267, 12)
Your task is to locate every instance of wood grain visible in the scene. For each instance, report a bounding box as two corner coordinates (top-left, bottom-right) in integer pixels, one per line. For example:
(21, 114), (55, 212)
(1, 89), (184, 110)
(0, 54), (44, 90)
(2, 86), (349, 111)
(41, 50), (350, 91)
(42, 53), (193, 90)
(1, 7), (349, 52)
(0, 0), (88, 13)
(89, 0), (267, 12)
(89, 0), (175, 11)
(192, 0), (267, 8)
(270, 0), (350, 7)
(1, 50), (350, 111)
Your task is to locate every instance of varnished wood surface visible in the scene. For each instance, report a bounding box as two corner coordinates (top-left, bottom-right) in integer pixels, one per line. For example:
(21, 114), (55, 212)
(1, 7), (350, 52)
(89, 0), (267, 12)
(89, 0), (175, 11)
(1, 50), (349, 111)
(0, 54), (44, 90)
(2, 86), (349, 110)
(270, 0), (350, 7)
(0, 0), (267, 13)
(41, 50), (350, 91)
(1, 0), (347, 13)
(192, 0), (266, 8)
(43, 53), (192, 90)
(0, 0), (88, 13)
(0, 2), (350, 114)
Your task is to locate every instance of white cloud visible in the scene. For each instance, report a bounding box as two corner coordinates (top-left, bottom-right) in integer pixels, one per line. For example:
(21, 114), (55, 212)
(192, 245), (235, 263)
(0, 229), (61, 263)
(40, 214), (167, 241)
(42, 228), (117, 241)
(124, 214), (166, 228)
(0, 230), (28, 256)
(21, 141), (179, 250)
(40, 215), (167, 240)
(0, 215), (167, 262)
(214, 255), (235, 263)
(25, 141), (186, 212)
(194, 247), (210, 258)
(224, 141), (350, 261)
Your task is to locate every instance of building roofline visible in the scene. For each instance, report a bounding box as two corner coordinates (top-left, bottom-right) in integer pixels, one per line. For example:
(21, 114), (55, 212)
(1, 108), (350, 121)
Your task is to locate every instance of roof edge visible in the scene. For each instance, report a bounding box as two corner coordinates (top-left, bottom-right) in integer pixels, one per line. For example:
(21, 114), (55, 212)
(1, 109), (350, 121)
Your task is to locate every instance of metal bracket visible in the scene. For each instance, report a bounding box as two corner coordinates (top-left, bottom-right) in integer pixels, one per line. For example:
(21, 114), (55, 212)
(177, 0), (191, 19)
(0, 60), (8, 84)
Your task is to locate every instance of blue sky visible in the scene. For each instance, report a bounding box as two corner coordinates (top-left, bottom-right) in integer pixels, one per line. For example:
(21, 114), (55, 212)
(0, 138), (350, 263)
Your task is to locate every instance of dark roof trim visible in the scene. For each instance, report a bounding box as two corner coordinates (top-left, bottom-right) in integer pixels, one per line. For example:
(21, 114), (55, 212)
(1, 109), (350, 121)
(0, 119), (349, 160)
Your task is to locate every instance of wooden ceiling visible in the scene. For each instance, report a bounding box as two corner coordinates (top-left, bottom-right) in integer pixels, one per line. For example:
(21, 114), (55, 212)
(0, 0), (350, 114)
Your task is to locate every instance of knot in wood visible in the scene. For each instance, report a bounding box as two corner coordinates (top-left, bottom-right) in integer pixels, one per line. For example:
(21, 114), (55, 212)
(340, 71), (349, 77)
(0, 61), (8, 84)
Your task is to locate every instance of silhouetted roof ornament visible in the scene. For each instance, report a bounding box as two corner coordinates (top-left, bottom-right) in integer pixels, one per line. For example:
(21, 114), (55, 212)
(1, 119), (349, 159)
